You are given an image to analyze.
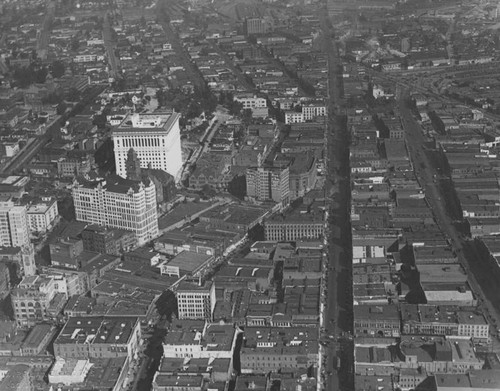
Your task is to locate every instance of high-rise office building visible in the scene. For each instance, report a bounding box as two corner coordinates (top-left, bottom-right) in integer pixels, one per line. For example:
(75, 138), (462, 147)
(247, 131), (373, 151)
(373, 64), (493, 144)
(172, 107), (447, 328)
(72, 176), (158, 245)
(112, 112), (183, 181)
(0, 200), (30, 248)
(246, 166), (290, 204)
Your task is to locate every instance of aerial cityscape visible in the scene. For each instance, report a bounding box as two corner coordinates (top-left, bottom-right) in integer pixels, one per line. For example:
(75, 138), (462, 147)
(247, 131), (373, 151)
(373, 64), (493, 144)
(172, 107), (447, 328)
(0, 0), (500, 390)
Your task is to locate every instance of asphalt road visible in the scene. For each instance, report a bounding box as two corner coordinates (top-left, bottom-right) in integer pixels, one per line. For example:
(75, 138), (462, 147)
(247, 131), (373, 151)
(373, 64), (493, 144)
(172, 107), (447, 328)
(208, 42), (256, 92)
(0, 114), (61, 175)
(399, 88), (500, 353)
(319, 10), (354, 391)
(103, 14), (120, 78)
(156, 1), (209, 92)
(36, 0), (55, 60)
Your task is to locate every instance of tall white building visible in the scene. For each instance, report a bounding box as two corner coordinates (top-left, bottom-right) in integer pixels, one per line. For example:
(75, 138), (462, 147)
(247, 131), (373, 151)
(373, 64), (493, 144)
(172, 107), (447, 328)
(0, 200), (30, 247)
(0, 200), (35, 276)
(72, 176), (159, 245)
(112, 112), (183, 181)
(246, 166), (290, 204)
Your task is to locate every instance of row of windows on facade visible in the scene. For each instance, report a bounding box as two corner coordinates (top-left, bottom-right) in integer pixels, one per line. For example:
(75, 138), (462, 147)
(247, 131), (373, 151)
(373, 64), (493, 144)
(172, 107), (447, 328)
(118, 137), (166, 148)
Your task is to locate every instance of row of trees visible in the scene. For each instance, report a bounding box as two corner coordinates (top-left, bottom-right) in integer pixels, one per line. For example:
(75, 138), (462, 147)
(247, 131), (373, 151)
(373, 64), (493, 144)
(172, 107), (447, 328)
(11, 60), (66, 88)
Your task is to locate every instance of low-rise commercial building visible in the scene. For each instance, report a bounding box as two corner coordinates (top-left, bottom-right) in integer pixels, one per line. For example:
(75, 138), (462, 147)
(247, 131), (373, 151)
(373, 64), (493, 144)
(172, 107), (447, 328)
(20, 324), (56, 356)
(81, 224), (136, 255)
(53, 316), (141, 364)
(401, 304), (489, 342)
(354, 304), (400, 337)
(162, 321), (238, 373)
(264, 202), (324, 241)
(240, 327), (319, 374)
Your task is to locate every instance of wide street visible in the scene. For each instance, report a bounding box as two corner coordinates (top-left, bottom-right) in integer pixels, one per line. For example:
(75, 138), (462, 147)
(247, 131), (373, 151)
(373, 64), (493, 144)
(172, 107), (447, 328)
(36, 0), (55, 60)
(103, 14), (121, 79)
(319, 8), (354, 391)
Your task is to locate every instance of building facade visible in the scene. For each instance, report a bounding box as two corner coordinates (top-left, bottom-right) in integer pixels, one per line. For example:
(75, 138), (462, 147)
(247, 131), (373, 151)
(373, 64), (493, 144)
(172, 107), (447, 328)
(72, 177), (158, 246)
(176, 281), (216, 321)
(301, 103), (327, 121)
(53, 316), (141, 364)
(246, 166), (290, 204)
(0, 200), (30, 247)
(11, 275), (68, 327)
(112, 112), (182, 180)
(234, 95), (267, 111)
(81, 225), (136, 255)
(264, 204), (324, 242)
(27, 197), (59, 234)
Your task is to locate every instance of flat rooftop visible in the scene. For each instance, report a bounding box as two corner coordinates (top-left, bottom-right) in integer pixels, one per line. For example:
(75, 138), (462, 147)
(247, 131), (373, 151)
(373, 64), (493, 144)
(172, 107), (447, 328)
(167, 251), (213, 273)
(55, 316), (139, 345)
(418, 264), (467, 284)
(114, 112), (180, 133)
(22, 324), (53, 348)
(200, 204), (268, 227)
(267, 202), (324, 224)
(354, 304), (400, 321)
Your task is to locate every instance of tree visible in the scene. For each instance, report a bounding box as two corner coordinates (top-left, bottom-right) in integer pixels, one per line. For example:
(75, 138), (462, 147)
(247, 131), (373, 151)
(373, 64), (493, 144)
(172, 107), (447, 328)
(66, 88), (81, 102)
(56, 101), (67, 115)
(57, 196), (75, 221)
(51, 60), (66, 78)
(34, 67), (48, 84)
(12, 66), (34, 88)
(228, 100), (243, 116)
(94, 137), (115, 174)
(92, 114), (107, 129)
(242, 108), (253, 125)
(201, 184), (216, 198)
(70, 37), (80, 51)
(155, 290), (178, 321)
(227, 174), (246, 199)
(42, 92), (63, 105)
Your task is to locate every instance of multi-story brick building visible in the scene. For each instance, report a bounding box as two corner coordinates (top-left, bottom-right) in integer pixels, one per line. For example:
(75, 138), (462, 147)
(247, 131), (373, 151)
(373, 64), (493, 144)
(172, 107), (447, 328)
(81, 224), (136, 255)
(401, 304), (489, 342)
(289, 153), (317, 199)
(264, 202), (324, 241)
(27, 197), (59, 234)
(176, 281), (216, 321)
(240, 327), (319, 374)
(11, 275), (68, 327)
(354, 304), (400, 337)
(53, 316), (141, 363)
